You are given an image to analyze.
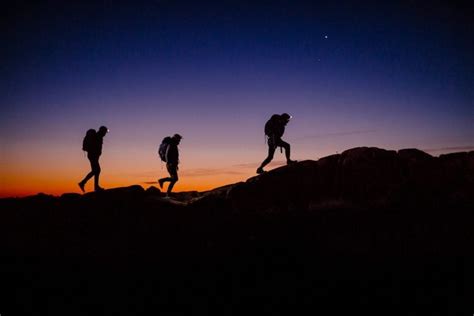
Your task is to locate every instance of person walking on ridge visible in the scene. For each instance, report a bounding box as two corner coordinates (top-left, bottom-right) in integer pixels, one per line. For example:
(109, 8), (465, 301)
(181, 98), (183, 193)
(79, 126), (109, 192)
(158, 134), (182, 196)
(257, 113), (297, 174)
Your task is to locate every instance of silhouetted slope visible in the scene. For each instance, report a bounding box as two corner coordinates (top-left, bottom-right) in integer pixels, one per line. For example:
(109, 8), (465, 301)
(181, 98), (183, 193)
(1, 146), (473, 256)
(1, 147), (473, 314)
(193, 147), (473, 212)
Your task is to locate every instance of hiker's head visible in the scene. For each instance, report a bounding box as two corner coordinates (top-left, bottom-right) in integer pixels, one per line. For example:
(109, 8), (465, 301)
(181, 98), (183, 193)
(172, 133), (182, 144)
(98, 126), (109, 137)
(281, 113), (292, 125)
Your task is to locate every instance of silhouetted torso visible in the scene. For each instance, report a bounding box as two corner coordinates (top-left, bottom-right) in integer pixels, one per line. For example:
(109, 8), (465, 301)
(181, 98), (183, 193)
(89, 134), (104, 157)
(166, 140), (179, 165)
(272, 121), (285, 139)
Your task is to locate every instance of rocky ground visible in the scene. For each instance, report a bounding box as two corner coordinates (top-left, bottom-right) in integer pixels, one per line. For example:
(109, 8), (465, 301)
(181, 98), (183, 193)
(1, 147), (473, 314)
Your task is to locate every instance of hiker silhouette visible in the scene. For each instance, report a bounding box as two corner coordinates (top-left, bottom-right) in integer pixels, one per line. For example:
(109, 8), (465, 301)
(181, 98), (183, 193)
(257, 113), (297, 174)
(78, 126), (109, 192)
(158, 134), (182, 196)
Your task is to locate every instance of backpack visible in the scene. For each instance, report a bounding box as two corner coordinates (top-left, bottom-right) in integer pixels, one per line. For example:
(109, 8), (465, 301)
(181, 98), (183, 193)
(158, 137), (172, 162)
(264, 114), (281, 136)
(82, 129), (97, 152)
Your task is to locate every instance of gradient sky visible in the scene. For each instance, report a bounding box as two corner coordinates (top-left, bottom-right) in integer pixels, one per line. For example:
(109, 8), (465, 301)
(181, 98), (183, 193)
(1, 0), (473, 197)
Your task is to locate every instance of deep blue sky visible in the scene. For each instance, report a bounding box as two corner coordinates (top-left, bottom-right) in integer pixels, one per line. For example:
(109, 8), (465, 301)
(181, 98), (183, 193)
(4, 1), (473, 107)
(4, 1), (473, 113)
(1, 0), (473, 195)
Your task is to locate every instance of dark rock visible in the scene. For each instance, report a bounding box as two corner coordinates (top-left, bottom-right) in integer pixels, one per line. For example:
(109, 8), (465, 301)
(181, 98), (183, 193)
(437, 151), (474, 203)
(398, 148), (433, 162)
(23, 193), (56, 204)
(2, 146), (473, 256)
(103, 185), (145, 195)
(1, 146), (473, 313)
(60, 193), (82, 200)
(170, 191), (201, 202)
(81, 185), (146, 207)
(337, 147), (399, 202)
(57, 193), (83, 209)
(146, 186), (161, 196)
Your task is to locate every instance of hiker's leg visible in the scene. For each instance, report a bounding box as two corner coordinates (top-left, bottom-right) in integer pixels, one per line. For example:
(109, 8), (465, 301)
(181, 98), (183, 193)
(167, 180), (177, 193)
(81, 171), (94, 185)
(167, 165), (179, 194)
(277, 139), (296, 164)
(260, 144), (276, 169)
(81, 156), (97, 184)
(163, 164), (178, 183)
(90, 157), (101, 190)
(279, 140), (291, 161)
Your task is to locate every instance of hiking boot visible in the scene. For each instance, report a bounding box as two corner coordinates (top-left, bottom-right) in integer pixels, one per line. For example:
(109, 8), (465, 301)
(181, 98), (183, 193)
(256, 167), (265, 174)
(158, 179), (164, 189)
(94, 186), (105, 192)
(287, 159), (297, 165)
(78, 182), (85, 193)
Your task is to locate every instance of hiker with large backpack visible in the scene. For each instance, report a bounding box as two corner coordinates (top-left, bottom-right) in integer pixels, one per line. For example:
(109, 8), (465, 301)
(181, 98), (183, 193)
(78, 126), (109, 192)
(158, 134), (182, 196)
(257, 113), (297, 174)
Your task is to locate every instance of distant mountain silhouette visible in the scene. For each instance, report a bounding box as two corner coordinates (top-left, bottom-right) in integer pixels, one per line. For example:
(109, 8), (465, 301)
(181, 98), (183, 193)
(1, 147), (473, 313)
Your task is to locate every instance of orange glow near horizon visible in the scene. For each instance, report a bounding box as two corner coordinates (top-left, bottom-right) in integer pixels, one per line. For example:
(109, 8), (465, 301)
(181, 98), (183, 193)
(0, 172), (236, 197)
(1, 116), (472, 199)
(0, 149), (289, 198)
(3, 143), (472, 198)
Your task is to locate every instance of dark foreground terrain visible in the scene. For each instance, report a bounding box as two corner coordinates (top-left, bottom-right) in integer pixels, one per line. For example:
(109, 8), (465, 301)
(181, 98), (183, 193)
(1, 147), (473, 314)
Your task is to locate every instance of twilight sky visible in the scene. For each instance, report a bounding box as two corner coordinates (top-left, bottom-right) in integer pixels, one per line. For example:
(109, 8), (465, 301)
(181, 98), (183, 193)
(1, 0), (473, 197)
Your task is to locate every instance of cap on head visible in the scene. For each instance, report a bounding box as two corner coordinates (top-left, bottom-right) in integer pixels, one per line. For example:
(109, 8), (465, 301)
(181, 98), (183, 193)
(99, 126), (109, 134)
(281, 113), (292, 121)
(172, 133), (182, 140)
